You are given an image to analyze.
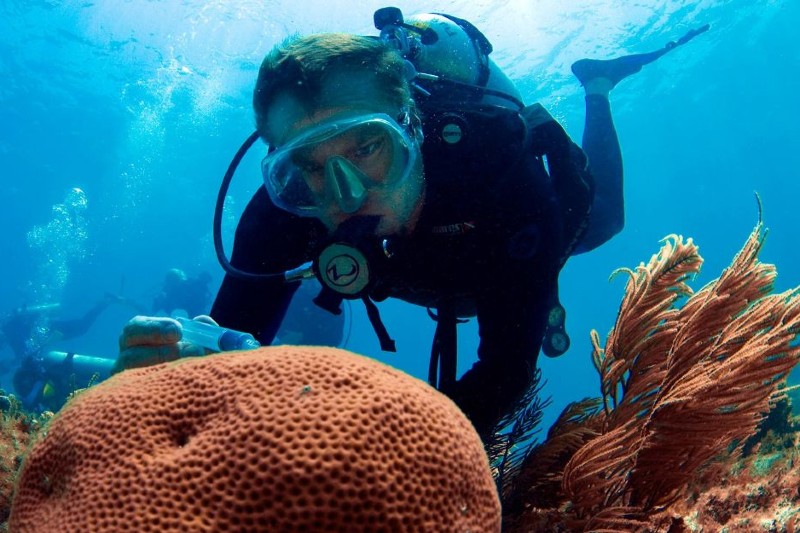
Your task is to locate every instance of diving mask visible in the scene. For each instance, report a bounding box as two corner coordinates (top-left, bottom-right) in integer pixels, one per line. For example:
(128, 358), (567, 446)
(262, 112), (422, 217)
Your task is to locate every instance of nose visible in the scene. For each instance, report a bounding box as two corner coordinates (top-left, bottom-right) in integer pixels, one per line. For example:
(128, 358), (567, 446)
(326, 156), (367, 214)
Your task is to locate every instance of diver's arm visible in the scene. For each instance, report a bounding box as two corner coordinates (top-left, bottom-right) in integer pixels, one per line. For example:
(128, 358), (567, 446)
(445, 237), (556, 441)
(117, 190), (316, 374)
(210, 187), (318, 344)
(50, 297), (113, 341)
(210, 277), (296, 346)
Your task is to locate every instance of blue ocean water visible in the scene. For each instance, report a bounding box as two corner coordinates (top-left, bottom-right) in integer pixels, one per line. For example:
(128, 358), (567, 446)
(1, 0), (797, 435)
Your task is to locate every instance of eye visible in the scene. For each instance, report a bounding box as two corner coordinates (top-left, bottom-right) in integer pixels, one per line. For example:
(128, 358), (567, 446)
(293, 159), (325, 194)
(353, 135), (385, 159)
(295, 158), (324, 176)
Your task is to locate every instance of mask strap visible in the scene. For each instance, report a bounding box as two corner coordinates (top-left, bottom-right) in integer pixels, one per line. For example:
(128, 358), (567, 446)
(398, 108), (424, 142)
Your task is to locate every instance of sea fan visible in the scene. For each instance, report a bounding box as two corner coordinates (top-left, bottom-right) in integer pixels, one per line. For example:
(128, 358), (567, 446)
(562, 221), (800, 528)
(500, 397), (603, 523)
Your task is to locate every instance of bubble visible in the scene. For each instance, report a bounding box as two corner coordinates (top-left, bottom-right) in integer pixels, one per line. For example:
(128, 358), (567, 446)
(25, 318), (52, 356)
(25, 188), (91, 303)
(65, 187), (88, 213)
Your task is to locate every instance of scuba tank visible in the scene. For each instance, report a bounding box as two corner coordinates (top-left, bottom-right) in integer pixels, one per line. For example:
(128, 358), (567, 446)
(41, 350), (114, 383)
(375, 8), (523, 110)
(375, 9), (531, 189)
(14, 350), (114, 411)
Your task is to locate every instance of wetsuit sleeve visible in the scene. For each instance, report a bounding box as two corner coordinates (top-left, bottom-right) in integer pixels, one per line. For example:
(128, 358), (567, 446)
(448, 264), (554, 441)
(210, 187), (319, 345)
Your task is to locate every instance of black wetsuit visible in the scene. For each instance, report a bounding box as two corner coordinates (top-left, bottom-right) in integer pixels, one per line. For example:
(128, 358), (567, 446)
(210, 104), (593, 440)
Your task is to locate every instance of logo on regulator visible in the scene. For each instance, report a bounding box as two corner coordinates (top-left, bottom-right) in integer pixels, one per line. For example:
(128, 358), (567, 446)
(318, 243), (371, 297)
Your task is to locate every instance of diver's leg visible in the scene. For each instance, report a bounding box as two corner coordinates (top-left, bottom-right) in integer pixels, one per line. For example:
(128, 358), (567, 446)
(570, 39), (639, 256)
(572, 24), (710, 91)
(573, 89), (624, 254)
(50, 298), (113, 341)
(572, 50), (664, 91)
(571, 24), (710, 255)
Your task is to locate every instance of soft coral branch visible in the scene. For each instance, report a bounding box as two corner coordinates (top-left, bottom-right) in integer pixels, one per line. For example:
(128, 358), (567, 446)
(562, 222), (800, 528)
(593, 234), (702, 421)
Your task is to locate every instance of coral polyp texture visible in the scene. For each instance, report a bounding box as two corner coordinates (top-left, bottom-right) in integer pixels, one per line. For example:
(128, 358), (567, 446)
(9, 346), (500, 532)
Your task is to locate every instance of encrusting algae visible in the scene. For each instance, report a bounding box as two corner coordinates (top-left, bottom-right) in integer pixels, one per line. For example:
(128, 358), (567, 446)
(0, 394), (51, 532)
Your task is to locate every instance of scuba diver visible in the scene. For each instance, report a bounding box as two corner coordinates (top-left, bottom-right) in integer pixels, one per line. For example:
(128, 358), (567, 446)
(12, 349), (114, 412)
(1, 295), (123, 411)
(0, 298), (116, 360)
(152, 268), (214, 318)
(115, 9), (707, 441)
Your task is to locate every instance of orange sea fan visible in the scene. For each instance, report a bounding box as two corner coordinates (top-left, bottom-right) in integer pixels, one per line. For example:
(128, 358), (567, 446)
(500, 398), (602, 514)
(594, 233), (703, 423)
(562, 221), (800, 528)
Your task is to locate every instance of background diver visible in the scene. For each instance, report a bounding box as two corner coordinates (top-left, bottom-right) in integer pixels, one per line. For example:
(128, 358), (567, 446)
(1, 295), (124, 410)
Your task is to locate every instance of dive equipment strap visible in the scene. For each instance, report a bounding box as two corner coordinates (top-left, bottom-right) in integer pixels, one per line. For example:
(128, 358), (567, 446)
(362, 296), (396, 352)
(427, 303), (467, 391)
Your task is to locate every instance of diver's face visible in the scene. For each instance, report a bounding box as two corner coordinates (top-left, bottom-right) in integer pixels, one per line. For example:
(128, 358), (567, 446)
(265, 71), (424, 236)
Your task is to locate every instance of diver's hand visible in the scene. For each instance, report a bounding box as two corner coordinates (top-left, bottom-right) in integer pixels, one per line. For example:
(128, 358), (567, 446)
(114, 315), (209, 374)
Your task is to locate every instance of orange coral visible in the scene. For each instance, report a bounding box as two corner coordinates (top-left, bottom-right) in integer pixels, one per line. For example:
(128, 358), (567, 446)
(562, 222), (800, 529)
(10, 346), (499, 532)
(499, 220), (800, 531)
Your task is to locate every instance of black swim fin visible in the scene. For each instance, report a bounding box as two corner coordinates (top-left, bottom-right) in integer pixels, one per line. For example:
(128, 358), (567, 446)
(572, 23), (710, 88)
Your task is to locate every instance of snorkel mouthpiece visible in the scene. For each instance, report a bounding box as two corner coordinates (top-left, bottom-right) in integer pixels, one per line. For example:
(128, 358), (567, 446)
(326, 156), (368, 214)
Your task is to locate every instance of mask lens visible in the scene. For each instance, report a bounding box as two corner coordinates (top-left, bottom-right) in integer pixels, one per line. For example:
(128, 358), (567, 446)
(262, 114), (418, 216)
(261, 156), (320, 213)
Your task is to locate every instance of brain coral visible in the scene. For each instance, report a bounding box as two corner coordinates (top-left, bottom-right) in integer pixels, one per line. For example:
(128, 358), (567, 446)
(10, 346), (500, 532)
